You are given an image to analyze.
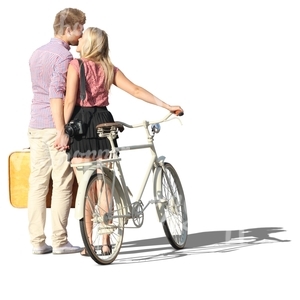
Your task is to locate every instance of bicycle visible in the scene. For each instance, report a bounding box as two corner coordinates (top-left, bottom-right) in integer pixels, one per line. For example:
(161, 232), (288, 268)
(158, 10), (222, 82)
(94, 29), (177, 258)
(71, 111), (188, 265)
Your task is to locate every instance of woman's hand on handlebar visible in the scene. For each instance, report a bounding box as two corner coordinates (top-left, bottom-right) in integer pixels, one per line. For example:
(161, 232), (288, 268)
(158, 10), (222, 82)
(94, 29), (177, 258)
(168, 106), (184, 116)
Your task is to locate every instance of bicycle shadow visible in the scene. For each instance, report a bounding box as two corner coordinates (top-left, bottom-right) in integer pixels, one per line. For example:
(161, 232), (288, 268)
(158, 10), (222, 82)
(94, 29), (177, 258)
(114, 227), (291, 265)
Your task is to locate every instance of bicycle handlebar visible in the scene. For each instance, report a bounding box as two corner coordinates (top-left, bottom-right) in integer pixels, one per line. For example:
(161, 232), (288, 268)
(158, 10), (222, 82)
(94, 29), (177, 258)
(116, 110), (184, 129)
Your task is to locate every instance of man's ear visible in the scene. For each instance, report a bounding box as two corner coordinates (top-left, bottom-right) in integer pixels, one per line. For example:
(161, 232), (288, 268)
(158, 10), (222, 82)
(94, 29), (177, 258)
(65, 26), (71, 36)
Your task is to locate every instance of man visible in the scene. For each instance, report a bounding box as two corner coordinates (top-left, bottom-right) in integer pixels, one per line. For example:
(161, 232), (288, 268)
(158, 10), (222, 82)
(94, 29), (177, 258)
(28, 8), (86, 254)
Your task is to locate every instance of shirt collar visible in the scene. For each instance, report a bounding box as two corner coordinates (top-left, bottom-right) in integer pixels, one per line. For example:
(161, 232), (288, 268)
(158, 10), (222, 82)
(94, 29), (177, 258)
(50, 38), (71, 51)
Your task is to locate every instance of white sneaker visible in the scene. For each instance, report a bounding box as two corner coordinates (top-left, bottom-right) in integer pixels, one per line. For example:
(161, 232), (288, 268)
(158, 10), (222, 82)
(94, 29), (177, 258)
(32, 243), (53, 254)
(53, 242), (83, 254)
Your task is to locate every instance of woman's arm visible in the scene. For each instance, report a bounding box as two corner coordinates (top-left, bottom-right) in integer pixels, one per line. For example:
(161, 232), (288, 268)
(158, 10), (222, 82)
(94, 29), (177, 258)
(64, 63), (79, 124)
(114, 69), (183, 114)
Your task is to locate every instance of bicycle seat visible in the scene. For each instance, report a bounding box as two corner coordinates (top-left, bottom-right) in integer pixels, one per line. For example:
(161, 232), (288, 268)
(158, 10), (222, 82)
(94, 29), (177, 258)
(96, 122), (124, 133)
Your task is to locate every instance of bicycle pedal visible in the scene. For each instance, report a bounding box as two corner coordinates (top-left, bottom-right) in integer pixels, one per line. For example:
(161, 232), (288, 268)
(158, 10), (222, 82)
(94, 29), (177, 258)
(156, 199), (167, 204)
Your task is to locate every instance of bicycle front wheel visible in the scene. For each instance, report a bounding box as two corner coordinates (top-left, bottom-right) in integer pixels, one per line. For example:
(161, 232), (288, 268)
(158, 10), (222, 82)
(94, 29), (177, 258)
(79, 169), (125, 265)
(154, 162), (188, 249)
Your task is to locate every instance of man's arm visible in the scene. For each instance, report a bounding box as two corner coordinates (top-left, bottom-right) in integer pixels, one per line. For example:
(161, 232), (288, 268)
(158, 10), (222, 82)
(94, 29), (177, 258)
(50, 98), (69, 150)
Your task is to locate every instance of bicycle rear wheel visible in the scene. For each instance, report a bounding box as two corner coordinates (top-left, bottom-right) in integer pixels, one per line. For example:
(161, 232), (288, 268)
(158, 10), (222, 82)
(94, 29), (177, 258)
(79, 169), (125, 265)
(154, 162), (188, 249)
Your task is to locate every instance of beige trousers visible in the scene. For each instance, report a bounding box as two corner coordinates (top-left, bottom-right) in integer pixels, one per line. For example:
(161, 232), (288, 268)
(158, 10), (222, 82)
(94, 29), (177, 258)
(27, 128), (74, 248)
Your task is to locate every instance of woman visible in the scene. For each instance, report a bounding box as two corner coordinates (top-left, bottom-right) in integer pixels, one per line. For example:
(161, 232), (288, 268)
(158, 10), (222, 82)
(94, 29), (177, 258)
(64, 27), (184, 256)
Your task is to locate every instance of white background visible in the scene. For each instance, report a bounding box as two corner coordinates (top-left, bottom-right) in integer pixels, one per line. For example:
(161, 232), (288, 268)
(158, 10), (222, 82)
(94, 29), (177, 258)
(0, 1), (299, 299)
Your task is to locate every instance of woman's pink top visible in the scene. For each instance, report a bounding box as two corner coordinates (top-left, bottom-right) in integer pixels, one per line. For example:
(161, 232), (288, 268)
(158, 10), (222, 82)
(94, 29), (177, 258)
(69, 58), (118, 107)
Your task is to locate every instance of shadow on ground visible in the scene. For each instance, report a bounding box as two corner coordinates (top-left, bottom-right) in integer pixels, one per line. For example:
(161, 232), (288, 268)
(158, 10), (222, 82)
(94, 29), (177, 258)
(114, 227), (291, 265)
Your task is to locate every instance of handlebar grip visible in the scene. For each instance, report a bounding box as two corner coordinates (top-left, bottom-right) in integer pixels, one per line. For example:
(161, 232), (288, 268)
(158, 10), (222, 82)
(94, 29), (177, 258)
(175, 110), (184, 116)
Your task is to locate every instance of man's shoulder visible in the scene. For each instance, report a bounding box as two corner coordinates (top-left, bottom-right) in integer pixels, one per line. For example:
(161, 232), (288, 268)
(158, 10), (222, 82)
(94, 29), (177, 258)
(32, 39), (72, 60)
(40, 39), (69, 52)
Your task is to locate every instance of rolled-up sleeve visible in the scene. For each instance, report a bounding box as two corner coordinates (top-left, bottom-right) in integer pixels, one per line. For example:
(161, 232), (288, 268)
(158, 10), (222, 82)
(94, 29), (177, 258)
(49, 54), (72, 99)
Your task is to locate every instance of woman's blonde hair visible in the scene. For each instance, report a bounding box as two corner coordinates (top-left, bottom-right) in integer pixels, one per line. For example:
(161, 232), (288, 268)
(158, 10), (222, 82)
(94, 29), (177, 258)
(80, 27), (114, 91)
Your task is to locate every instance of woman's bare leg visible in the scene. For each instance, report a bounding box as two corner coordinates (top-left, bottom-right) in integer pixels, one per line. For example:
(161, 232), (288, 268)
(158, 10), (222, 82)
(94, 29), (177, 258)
(72, 157), (112, 255)
(72, 157), (94, 255)
(98, 179), (112, 254)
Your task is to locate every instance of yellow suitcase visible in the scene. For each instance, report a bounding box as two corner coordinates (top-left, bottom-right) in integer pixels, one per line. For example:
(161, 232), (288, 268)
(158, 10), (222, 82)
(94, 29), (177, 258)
(8, 149), (77, 208)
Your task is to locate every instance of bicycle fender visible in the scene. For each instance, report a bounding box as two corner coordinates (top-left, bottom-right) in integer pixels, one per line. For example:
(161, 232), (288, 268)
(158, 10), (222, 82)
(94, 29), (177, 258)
(74, 167), (97, 220)
(153, 165), (165, 222)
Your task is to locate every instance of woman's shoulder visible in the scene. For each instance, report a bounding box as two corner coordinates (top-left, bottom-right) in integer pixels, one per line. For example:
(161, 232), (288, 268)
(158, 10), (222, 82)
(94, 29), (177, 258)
(70, 58), (81, 64)
(113, 65), (118, 74)
(77, 59), (117, 75)
(69, 58), (81, 70)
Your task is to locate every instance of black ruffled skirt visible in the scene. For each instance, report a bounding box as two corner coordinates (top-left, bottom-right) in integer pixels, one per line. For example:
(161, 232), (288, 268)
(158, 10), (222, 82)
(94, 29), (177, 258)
(66, 106), (118, 161)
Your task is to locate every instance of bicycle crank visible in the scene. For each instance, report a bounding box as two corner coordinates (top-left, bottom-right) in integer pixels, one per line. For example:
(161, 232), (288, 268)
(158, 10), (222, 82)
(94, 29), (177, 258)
(131, 201), (144, 227)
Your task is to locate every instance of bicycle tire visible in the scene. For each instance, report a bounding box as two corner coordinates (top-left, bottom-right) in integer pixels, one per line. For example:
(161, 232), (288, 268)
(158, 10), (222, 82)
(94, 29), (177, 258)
(79, 168), (126, 265)
(154, 162), (188, 249)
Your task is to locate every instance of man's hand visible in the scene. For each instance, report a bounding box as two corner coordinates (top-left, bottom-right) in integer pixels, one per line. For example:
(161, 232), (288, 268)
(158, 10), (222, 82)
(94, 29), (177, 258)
(54, 132), (70, 151)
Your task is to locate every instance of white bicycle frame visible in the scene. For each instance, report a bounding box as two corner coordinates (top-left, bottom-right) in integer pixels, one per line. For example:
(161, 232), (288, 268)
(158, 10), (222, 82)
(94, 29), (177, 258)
(71, 112), (182, 221)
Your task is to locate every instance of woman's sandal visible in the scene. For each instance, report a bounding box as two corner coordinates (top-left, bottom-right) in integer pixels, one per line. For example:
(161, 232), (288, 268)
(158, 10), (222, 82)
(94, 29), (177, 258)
(101, 244), (112, 256)
(80, 246), (96, 257)
(80, 248), (90, 256)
